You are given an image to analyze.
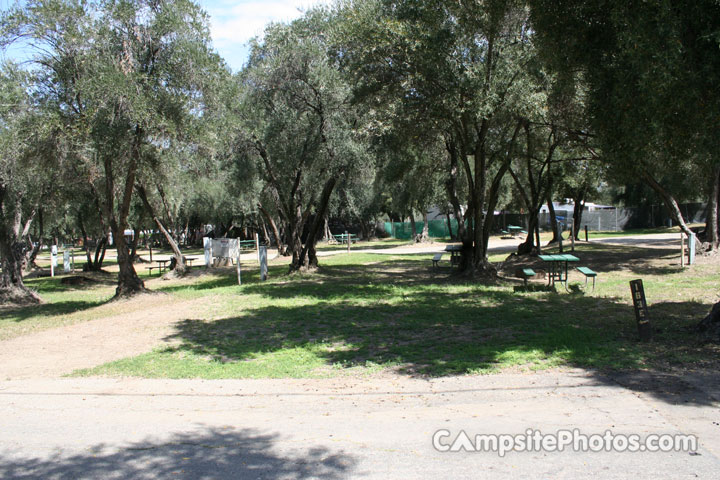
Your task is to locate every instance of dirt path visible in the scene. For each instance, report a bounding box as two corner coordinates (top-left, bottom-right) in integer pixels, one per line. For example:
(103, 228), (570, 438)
(0, 295), (207, 380)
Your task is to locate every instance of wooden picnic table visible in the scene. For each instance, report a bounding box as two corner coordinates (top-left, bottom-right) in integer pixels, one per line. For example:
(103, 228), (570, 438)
(538, 254), (579, 287)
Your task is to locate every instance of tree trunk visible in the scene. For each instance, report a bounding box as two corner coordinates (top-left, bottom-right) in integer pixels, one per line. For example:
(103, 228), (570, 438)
(444, 138), (467, 242)
(182, 221), (189, 247)
(107, 126), (146, 298)
(706, 165), (719, 249)
(518, 207), (542, 255)
(482, 159), (512, 252)
(24, 207), (43, 272)
(323, 215), (331, 241)
(136, 184), (187, 276)
(359, 221), (368, 241)
(445, 212), (454, 240)
(572, 195), (585, 240)
(292, 177), (337, 272)
(260, 217), (272, 247)
(258, 203), (286, 256)
(288, 206), (307, 270)
(0, 237), (40, 304)
(129, 226), (140, 260)
(112, 226), (145, 297)
(641, 170), (693, 236)
(94, 235), (108, 270)
(0, 195), (41, 304)
(547, 198), (559, 244)
(418, 212), (429, 243)
(697, 301), (720, 338)
(409, 211), (417, 240)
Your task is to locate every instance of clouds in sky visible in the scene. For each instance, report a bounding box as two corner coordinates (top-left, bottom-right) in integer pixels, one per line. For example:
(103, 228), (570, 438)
(198, 0), (330, 71)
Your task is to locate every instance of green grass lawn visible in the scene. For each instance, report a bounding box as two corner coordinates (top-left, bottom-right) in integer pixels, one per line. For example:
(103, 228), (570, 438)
(4, 232), (717, 379)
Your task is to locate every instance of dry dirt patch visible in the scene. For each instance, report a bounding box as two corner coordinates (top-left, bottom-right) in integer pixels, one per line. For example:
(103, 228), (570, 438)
(0, 294), (208, 379)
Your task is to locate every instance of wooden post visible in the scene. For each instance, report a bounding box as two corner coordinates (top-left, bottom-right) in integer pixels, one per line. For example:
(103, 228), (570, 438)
(584, 225), (588, 242)
(680, 234), (685, 267)
(71, 250), (75, 272)
(570, 224), (575, 252)
(255, 232), (260, 264)
(630, 280), (652, 341)
(346, 230), (350, 254)
(149, 243), (153, 262)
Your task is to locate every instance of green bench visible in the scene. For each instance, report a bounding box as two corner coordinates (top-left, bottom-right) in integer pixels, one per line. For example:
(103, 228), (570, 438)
(432, 253), (443, 269)
(577, 266), (597, 291)
(520, 268), (536, 285)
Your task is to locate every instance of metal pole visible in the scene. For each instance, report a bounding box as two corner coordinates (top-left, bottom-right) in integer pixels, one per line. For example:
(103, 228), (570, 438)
(346, 230), (350, 254)
(149, 243), (152, 262)
(584, 225), (589, 242)
(570, 224), (575, 252)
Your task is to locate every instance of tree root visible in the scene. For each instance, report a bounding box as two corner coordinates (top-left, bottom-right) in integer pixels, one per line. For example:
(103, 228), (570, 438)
(0, 286), (42, 305)
(697, 302), (720, 340)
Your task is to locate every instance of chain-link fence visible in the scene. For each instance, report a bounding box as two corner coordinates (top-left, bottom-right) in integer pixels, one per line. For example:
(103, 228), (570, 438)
(381, 203), (707, 239)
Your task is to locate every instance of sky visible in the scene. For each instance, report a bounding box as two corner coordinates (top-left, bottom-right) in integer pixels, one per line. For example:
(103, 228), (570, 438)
(197, 0), (330, 71)
(196, 0), (328, 71)
(0, 0), (330, 72)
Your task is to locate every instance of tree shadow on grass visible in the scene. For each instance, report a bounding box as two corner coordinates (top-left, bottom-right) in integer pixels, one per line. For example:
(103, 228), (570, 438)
(502, 243), (691, 278)
(155, 255), (444, 296)
(0, 300), (105, 323)
(25, 271), (117, 294)
(155, 264), (291, 294)
(158, 268), (718, 406)
(0, 427), (355, 479)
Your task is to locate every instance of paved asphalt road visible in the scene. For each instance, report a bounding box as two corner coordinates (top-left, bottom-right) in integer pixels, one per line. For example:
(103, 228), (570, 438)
(1, 370), (719, 479)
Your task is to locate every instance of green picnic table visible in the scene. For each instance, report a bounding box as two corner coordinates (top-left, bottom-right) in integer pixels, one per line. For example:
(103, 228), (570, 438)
(444, 244), (463, 266)
(507, 225), (527, 237)
(538, 254), (579, 288)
